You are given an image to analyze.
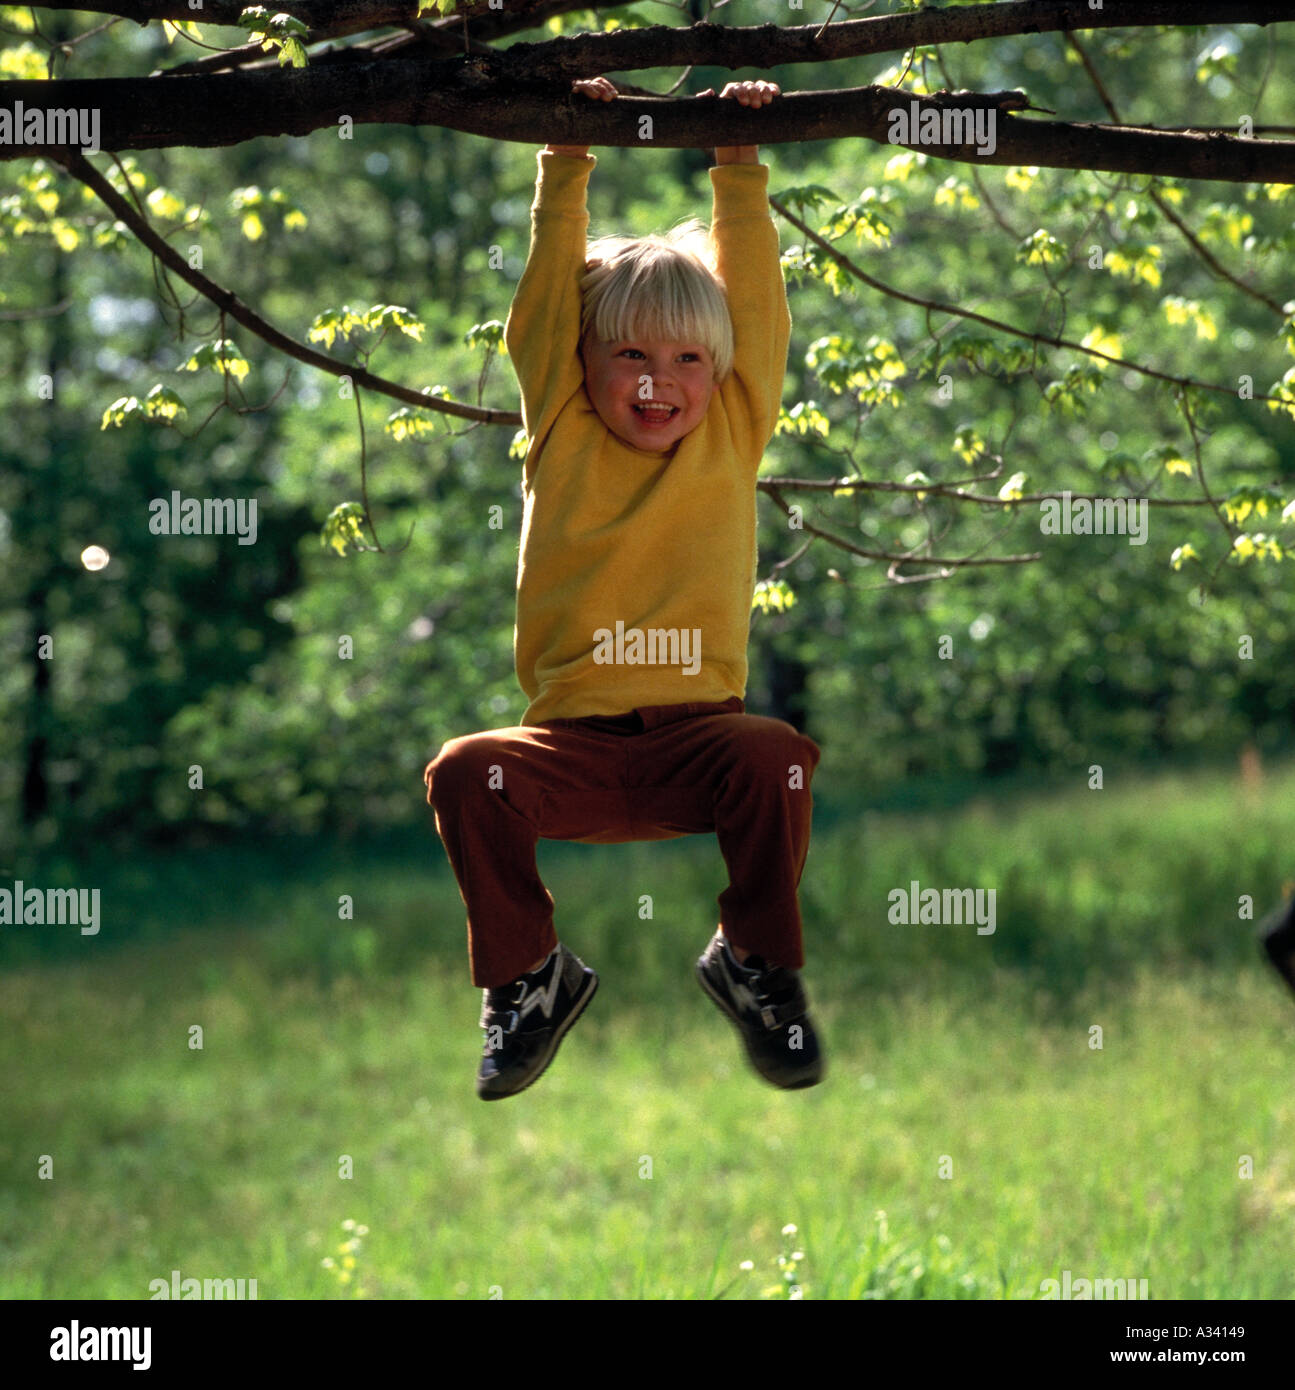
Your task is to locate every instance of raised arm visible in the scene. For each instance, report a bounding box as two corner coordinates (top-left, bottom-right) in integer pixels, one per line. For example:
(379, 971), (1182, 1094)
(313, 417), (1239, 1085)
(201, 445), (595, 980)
(703, 83), (792, 456)
(503, 78), (617, 462)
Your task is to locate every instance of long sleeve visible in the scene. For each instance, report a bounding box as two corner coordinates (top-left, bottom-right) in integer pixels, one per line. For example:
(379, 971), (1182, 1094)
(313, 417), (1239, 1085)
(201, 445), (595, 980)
(708, 162), (792, 461)
(503, 151), (596, 489)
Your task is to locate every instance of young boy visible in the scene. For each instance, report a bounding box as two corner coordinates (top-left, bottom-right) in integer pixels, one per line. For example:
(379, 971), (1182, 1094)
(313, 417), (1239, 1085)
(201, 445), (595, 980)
(425, 77), (825, 1100)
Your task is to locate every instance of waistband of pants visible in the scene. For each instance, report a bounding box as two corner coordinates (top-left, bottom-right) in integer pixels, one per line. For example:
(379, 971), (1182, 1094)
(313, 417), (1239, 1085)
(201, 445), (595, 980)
(546, 696), (744, 734)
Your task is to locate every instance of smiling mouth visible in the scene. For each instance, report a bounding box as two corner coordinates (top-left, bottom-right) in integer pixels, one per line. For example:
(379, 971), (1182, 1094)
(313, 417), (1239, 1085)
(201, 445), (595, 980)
(632, 405), (679, 424)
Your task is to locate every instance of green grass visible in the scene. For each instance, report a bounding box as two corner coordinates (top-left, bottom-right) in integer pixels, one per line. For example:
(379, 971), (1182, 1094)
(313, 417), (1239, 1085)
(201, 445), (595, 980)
(2, 761), (1294, 1298)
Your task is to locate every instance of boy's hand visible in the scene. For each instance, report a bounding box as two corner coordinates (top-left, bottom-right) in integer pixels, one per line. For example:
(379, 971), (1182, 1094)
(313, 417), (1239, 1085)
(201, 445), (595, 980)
(545, 77), (617, 159)
(696, 81), (780, 165)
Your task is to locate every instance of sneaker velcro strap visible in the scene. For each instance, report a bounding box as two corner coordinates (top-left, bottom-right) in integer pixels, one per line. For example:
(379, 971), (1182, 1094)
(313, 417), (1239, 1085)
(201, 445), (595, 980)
(757, 996), (804, 1029)
(479, 1003), (520, 1035)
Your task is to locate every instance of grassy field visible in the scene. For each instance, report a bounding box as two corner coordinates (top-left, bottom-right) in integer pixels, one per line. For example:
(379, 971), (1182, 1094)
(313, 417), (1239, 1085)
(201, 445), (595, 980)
(2, 760), (1294, 1299)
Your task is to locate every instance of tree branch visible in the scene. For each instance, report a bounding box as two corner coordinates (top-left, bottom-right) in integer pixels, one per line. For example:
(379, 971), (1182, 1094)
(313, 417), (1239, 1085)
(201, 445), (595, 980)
(6, 6), (1295, 182)
(761, 484), (1043, 570)
(51, 147), (521, 428)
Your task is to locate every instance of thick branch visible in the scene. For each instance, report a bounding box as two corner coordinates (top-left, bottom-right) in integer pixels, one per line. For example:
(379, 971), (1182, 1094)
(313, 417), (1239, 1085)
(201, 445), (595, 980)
(6, 64), (1294, 183)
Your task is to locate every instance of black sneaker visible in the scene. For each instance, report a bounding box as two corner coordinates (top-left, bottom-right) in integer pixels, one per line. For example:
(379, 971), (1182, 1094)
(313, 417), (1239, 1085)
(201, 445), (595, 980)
(695, 930), (824, 1089)
(476, 944), (598, 1101)
(1260, 893), (1295, 1000)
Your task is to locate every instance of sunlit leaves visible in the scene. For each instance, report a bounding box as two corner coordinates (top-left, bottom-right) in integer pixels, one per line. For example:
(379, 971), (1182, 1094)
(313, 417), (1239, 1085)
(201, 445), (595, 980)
(1144, 443), (1193, 477)
(0, 6), (36, 33)
(1079, 325), (1123, 364)
(385, 387), (455, 441)
(93, 219), (130, 252)
(308, 304), (425, 350)
(775, 401), (830, 438)
(179, 339), (249, 381)
(933, 177), (979, 213)
(1194, 38), (1240, 84)
(997, 471), (1027, 502)
(238, 8), (310, 67)
(1017, 229), (1063, 266)
(2, 166), (75, 247)
(320, 502), (371, 557)
(806, 334), (906, 408)
(1223, 484), (1285, 526)
(818, 188), (894, 248)
(1231, 533), (1284, 564)
(385, 409), (438, 442)
(101, 384), (189, 430)
(1004, 167), (1039, 194)
(1161, 296), (1217, 340)
(883, 150), (926, 183)
(752, 579), (796, 615)
(162, 20), (205, 45)
(1170, 543), (1198, 571)
(1106, 242), (1162, 289)
(952, 425), (985, 465)
(1195, 203), (1253, 248)
(1279, 305), (1295, 358)
(0, 41), (46, 79)
(367, 304), (425, 341)
(229, 186), (307, 241)
(465, 319), (504, 352)
(1266, 366), (1295, 421)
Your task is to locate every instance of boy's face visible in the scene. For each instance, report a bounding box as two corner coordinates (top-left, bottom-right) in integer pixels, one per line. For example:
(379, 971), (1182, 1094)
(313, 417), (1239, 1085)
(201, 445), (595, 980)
(580, 332), (718, 454)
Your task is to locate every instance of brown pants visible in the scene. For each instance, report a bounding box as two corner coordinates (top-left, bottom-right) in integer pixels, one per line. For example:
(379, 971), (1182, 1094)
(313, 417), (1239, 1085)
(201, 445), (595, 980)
(424, 696), (822, 987)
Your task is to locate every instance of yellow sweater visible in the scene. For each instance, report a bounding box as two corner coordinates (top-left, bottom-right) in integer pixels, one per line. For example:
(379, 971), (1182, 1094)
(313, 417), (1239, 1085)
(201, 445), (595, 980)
(505, 151), (791, 725)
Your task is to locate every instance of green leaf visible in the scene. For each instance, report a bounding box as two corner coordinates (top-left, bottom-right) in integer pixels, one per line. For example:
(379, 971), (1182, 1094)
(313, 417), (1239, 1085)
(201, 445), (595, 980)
(998, 472), (1027, 502)
(752, 579), (796, 615)
(1017, 229), (1063, 266)
(952, 426), (984, 464)
(321, 502), (370, 557)
(775, 401), (831, 439)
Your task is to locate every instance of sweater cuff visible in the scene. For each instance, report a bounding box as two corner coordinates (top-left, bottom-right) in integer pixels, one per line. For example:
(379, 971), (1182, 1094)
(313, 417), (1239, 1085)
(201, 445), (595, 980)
(709, 162), (772, 219)
(534, 149), (597, 214)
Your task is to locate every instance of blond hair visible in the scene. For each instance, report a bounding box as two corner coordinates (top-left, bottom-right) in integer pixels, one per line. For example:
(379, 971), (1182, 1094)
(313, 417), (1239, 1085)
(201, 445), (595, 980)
(579, 217), (734, 385)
